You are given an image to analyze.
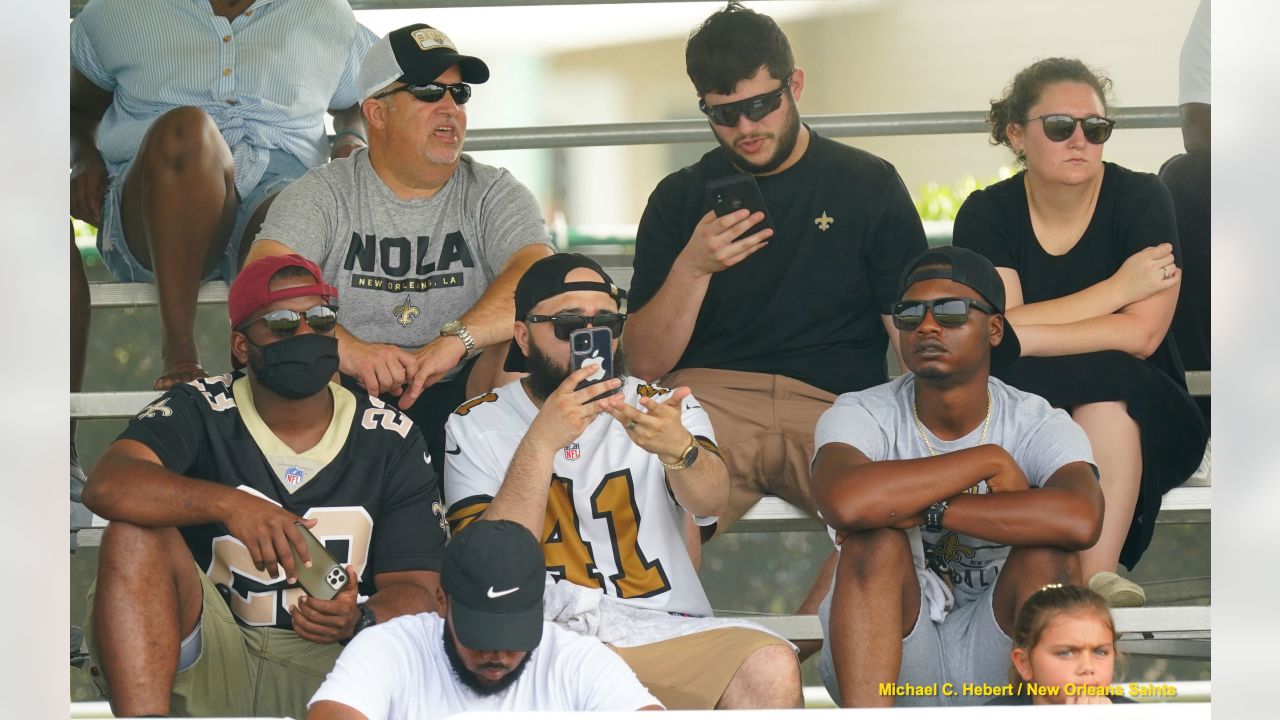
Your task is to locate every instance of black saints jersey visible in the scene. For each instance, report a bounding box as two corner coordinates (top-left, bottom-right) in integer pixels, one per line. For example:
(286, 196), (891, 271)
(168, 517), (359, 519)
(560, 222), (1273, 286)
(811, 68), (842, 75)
(119, 372), (447, 631)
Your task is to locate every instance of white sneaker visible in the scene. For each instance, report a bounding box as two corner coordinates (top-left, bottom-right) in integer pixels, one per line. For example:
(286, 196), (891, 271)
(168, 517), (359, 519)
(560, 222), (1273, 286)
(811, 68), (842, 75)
(1088, 571), (1146, 607)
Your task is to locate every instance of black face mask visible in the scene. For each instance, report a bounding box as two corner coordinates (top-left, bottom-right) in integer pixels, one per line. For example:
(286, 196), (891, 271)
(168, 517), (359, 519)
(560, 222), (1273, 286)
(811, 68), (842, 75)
(247, 334), (339, 399)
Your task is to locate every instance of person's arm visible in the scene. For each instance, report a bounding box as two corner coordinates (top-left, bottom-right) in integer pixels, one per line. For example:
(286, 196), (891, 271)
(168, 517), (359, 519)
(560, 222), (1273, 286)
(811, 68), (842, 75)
(625, 200), (770, 380)
(1012, 282), (1180, 360)
(70, 67), (113, 225)
(307, 701), (368, 720)
(598, 387), (728, 517)
(1180, 103), (1211, 155)
(291, 568), (437, 645)
(483, 368), (623, 537)
(881, 315), (905, 374)
(399, 242), (553, 409)
(811, 441), (1031, 532)
(83, 438), (316, 581)
(329, 105), (366, 160)
(932, 461), (1103, 550)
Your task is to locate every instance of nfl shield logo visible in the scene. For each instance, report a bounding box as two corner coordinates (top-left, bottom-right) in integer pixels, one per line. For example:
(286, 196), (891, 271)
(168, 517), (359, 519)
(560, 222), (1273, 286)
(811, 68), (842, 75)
(563, 443), (581, 461)
(284, 466), (305, 486)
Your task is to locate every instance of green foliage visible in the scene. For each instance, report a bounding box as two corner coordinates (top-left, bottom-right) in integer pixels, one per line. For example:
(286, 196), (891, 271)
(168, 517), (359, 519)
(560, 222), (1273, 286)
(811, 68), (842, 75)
(915, 166), (1016, 221)
(72, 218), (102, 267)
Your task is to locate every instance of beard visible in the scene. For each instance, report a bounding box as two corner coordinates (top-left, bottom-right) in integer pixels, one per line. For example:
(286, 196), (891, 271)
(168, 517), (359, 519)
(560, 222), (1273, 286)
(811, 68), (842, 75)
(442, 618), (532, 697)
(717, 97), (802, 175)
(523, 341), (629, 403)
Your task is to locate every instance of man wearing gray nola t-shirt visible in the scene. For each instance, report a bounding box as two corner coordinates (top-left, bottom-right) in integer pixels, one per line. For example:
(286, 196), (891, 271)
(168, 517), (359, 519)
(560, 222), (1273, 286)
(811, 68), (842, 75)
(248, 24), (553, 474)
(809, 247), (1104, 708)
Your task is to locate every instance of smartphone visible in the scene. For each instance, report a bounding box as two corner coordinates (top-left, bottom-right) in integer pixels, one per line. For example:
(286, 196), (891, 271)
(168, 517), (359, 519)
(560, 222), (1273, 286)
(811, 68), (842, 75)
(570, 327), (617, 397)
(289, 522), (349, 601)
(705, 174), (774, 242)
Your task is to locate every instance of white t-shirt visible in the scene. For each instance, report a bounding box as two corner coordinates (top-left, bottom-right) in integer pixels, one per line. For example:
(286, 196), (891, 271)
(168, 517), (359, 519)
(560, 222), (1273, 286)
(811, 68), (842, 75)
(814, 375), (1095, 609)
(1179, 0), (1211, 105)
(308, 612), (660, 719)
(444, 376), (717, 617)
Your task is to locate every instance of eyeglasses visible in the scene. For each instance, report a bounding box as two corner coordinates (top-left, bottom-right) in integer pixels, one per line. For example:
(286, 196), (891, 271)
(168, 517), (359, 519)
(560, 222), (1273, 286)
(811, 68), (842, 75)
(241, 305), (338, 338)
(892, 298), (995, 330)
(1024, 114), (1116, 144)
(698, 79), (791, 127)
(374, 82), (472, 105)
(525, 312), (626, 340)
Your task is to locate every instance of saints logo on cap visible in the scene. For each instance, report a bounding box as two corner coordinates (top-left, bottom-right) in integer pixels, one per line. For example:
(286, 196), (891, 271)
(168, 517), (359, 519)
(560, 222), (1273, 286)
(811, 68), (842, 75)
(411, 27), (455, 52)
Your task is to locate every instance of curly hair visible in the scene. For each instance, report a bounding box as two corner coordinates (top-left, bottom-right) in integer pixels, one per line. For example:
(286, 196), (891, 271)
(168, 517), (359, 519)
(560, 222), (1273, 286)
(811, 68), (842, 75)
(1009, 584), (1121, 687)
(988, 58), (1114, 163)
(685, 2), (794, 97)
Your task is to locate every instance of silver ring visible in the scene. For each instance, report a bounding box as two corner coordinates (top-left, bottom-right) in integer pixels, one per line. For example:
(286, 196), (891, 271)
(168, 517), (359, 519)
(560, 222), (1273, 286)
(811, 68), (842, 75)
(1162, 267), (1169, 280)
(626, 420), (638, 430)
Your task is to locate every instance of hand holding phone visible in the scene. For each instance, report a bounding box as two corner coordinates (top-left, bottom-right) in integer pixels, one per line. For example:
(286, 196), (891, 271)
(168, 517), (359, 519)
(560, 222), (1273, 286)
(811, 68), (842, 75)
(570, 327), (617, 399)
(288, 522), (349, 601)
(705, 174), (774, 242)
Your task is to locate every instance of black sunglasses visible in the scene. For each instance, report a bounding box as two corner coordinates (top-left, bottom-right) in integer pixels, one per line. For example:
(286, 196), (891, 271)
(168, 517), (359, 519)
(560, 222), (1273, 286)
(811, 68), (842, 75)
(525, 312), (626, 341)
(241, 305), (338, 338)
(374, 82), (472, 105)
(1024, 114), (1116, 144)
(698, 79), (791, 127)
(892, 297), (995, 330)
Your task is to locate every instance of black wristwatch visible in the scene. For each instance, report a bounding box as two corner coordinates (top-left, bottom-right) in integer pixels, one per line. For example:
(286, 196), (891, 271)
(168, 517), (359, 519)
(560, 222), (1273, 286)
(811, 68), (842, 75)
(925, 500), (949, 532)
(352, 603), (377, 637)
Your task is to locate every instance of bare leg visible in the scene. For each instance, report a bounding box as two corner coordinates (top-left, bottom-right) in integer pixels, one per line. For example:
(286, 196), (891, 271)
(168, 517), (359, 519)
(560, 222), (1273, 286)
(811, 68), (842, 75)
(716, 643), (803, 709)
(991, 545), (1080, 635)
(120, 106), (236, 390)
(830, 528), (921, 708)
(1071, 401), (1142, 578)
(793, 549), (836, 662)
(92, 522), (203, 717)
(71, 224), (90, 499)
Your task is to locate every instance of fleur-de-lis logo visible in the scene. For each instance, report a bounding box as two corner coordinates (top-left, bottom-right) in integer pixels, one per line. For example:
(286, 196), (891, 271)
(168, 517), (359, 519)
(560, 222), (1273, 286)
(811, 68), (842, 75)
(814, 212), (834, 231)
(392, 296), (420, 327)
(137, 397), (174, 419)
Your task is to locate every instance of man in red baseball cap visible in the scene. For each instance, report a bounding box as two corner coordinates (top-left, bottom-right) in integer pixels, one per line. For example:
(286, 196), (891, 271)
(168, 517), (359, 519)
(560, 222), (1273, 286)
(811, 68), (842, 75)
(80, 255), (448, 718)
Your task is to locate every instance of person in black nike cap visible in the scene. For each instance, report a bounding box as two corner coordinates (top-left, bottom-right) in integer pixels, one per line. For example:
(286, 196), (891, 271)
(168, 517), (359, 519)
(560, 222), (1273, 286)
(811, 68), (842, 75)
(308, 520), (662, 718)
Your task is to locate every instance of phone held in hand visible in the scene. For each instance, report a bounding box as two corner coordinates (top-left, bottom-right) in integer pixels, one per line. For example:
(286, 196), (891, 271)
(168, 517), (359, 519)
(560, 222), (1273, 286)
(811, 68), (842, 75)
(705, 173), (774, 241)
(570, 326), (617, 399)
(289, 521), (349, 601)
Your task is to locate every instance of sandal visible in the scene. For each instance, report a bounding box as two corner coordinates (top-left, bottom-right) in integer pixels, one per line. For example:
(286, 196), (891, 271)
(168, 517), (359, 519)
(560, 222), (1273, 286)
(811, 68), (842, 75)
(154, 362), (209, 391)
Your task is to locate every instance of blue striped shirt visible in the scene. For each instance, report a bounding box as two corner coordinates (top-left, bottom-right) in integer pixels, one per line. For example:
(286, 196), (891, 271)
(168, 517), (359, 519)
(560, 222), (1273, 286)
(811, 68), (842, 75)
(71, 0), (377, 195)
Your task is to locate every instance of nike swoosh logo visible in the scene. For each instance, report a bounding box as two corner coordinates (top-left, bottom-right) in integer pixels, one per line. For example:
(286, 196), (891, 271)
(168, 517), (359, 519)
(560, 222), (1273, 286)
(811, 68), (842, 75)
(487, 586), (519, 598)
(445, 445), (461, 455)
(687, 404), (702, 410)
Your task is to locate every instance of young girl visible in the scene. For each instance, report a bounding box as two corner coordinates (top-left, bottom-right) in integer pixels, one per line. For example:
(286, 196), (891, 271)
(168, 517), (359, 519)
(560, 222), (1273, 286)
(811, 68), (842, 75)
(990, 584), (1135, 705)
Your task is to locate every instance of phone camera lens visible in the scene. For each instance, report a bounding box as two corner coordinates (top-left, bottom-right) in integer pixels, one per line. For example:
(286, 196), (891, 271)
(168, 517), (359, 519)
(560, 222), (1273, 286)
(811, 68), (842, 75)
(574, 334), (591, 351)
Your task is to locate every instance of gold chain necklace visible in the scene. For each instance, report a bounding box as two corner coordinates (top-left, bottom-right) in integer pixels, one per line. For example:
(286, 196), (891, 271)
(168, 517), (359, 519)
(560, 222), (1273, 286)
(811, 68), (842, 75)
(913, 389), (992, 494)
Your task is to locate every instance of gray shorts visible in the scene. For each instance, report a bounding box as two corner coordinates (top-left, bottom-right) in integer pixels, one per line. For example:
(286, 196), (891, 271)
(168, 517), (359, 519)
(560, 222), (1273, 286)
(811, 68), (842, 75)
(818, 575), (1012, 707)
(97, 148), (307, 283)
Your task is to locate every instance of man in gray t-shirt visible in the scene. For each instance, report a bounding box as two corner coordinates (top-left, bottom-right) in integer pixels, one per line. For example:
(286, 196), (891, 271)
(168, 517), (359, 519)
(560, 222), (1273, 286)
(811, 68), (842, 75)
(809, 247), (1103, 708)
(248, 24), (553, 472)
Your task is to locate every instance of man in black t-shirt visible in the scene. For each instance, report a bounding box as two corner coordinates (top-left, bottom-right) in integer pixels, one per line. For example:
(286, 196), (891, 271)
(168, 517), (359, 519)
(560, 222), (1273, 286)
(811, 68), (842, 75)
(81, 254), (447, 719)
(626, 3), (927, 542)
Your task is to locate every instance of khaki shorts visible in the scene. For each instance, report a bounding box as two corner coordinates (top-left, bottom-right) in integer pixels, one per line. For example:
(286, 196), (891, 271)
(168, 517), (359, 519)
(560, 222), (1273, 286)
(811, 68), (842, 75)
(85, 569), (342, 718)
(611, 627), (790, 709)
(664, 368), (836, 532)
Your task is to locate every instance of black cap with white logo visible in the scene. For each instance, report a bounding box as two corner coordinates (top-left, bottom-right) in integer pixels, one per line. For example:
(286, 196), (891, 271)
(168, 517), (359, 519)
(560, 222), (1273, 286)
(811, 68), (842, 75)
(441, 519), (545, 652)
(357, 23), (490, 102)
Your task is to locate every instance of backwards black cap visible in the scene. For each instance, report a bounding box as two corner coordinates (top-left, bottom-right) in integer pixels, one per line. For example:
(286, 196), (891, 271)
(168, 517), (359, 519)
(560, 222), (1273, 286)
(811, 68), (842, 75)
(898, 246), (1021, 369)
(504, 253), (627, 372)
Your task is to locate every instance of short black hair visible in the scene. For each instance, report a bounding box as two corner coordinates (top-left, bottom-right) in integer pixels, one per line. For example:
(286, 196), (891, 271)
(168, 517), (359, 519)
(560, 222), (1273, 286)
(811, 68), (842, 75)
(685, 2), (794, 96)
(987, 57), (1113, 165)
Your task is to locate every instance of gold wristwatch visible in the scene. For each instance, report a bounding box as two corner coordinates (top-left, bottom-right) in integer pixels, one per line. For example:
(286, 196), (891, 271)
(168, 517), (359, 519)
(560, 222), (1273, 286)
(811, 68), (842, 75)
(439, 320), (478, 360)
(661, 434), (700, 471)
